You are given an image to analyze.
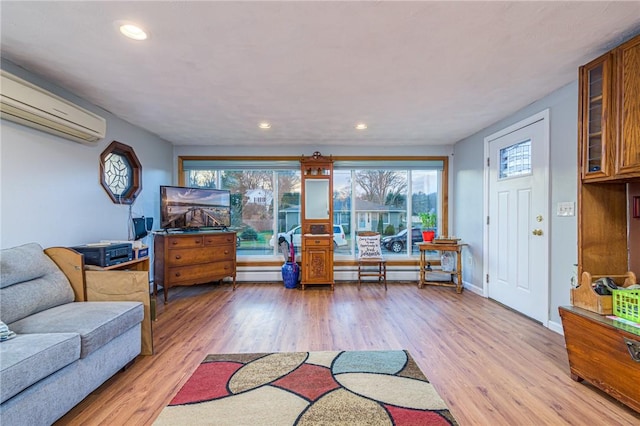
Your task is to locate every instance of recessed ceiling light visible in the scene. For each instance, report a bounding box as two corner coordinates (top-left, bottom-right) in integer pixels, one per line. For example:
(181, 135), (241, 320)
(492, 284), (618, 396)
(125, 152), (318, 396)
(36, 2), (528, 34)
(355, 123), (367, 130)
(119, 23), (148, 41)
(258, 122), (271, 129)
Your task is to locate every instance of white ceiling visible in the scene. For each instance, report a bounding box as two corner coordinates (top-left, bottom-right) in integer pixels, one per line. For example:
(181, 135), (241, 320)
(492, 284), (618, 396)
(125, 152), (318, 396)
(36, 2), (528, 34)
(1, 1), (640, 147)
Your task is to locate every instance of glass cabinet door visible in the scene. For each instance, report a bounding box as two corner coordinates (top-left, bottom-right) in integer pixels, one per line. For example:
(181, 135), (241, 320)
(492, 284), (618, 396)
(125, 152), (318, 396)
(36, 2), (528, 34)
(586, 64), (604, 173)
(581, 54), (612, 180)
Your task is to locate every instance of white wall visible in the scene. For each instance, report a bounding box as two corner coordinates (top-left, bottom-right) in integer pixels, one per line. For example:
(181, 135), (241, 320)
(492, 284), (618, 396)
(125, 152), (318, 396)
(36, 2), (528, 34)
(452, 81), (579, 326)
(0, 60), (174, 249)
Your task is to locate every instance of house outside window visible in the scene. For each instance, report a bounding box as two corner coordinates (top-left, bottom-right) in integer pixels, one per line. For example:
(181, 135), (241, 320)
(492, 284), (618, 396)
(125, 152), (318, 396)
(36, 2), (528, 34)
(180, 157), (447, 260)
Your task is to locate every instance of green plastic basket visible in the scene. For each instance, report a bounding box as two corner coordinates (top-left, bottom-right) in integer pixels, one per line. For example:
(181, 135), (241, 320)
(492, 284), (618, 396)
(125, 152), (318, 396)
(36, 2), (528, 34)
(612, 288), (640, 323)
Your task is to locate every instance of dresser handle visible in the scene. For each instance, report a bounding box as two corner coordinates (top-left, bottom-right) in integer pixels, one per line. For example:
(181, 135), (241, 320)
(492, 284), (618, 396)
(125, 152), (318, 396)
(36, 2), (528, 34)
(625, 337), (640, 362)
(175, 255), (181, 260)
(224, 250), (229, 255)
(175, 272), (181, 277)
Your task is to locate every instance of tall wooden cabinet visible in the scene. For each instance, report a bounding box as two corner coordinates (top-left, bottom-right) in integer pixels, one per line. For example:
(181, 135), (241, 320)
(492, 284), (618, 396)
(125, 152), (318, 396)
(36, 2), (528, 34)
(300, 152), (334, 290)
(578, 33), (640, 279)
(562, 33), (640, 414)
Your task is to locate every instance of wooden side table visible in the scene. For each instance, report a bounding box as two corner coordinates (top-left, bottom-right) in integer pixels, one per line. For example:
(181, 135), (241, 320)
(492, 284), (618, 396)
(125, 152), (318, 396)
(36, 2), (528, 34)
(84, 256), (149, 272)
(417, 241), (467, 293)
(85, 256), (156, 322)
(45, 247), (154, 355)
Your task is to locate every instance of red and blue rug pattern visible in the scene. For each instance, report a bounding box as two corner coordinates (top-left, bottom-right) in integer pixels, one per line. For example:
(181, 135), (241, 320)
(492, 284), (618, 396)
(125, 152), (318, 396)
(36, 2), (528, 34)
(155, 350), (458, 425)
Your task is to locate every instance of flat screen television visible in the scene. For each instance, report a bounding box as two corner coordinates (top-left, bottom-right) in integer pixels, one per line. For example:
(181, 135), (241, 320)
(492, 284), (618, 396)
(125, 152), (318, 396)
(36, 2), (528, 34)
(160, 185), (231, 231)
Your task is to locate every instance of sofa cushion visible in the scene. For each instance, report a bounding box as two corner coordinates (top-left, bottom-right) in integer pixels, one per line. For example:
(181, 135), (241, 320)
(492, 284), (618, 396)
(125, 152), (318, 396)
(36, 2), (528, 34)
(0, 243), (54, 287)
(8, 301), (143, 358)
(0, 333), (80, 403)
(0, 243), (74, 324)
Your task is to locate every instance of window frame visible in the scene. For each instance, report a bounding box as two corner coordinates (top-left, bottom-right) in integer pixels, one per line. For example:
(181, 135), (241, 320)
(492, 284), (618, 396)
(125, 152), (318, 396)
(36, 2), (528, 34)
(178, 155), (449, 263)
(100, 141), (142, 205)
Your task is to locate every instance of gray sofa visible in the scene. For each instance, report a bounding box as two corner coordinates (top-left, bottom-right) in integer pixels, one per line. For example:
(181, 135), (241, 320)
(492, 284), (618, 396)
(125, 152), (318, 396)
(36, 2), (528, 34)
(0, 243), (144, 425)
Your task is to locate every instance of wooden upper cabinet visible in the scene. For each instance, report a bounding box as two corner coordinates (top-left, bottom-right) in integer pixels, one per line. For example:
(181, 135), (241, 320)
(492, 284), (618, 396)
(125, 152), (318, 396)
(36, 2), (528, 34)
(615, 35), (640, 177)
(579, 53), (614, 181)
(580, 34), (640, 182)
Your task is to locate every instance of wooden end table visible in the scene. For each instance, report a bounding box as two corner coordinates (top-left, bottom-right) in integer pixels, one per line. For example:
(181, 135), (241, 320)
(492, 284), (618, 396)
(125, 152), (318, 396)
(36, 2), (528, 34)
(417, 241), (467, 293)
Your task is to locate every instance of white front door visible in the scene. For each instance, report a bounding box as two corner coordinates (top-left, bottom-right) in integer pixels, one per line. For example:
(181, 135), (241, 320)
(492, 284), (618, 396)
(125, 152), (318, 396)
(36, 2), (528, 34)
(485, 111), (549, 324)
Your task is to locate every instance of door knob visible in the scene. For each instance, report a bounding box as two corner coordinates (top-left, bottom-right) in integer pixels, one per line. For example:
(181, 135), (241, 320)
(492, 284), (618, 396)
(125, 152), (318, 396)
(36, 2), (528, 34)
(532, 229), (543, 236)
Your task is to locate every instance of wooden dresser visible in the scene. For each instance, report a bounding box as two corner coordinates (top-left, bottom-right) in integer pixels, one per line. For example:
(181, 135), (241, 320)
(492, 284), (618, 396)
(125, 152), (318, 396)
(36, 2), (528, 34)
(559, 306), (640, 413)
(153, 231), (236, 303)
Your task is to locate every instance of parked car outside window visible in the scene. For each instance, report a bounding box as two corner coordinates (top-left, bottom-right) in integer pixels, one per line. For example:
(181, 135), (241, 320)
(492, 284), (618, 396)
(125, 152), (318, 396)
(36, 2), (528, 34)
(381, 228), (423, 253)
(269, 225), (347, 248)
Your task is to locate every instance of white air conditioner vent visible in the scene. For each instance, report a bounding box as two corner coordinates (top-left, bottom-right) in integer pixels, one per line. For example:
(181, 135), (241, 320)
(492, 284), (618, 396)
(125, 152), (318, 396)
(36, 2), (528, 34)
(0, 70), (106, 144)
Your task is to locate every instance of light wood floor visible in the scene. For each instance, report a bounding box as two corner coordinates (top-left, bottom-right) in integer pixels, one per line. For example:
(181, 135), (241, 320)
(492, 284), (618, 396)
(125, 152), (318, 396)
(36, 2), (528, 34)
(56, 282), (640, 425)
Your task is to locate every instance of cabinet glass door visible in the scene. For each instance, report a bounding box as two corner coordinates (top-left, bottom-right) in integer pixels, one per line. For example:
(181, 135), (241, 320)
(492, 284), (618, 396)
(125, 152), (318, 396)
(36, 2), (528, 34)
(586, 64), (604, 174)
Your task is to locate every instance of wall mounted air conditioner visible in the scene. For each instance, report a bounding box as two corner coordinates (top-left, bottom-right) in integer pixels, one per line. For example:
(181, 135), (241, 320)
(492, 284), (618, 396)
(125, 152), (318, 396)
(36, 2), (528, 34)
(0, 69), (106, 144)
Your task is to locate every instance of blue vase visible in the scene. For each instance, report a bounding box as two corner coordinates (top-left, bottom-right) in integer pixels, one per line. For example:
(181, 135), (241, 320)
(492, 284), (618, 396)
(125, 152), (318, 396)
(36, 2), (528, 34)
(282, 262), (299, 289)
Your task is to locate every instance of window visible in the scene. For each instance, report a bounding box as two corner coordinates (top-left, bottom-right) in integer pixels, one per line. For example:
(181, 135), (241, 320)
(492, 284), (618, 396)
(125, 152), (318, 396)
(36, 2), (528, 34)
(100, 141), (142, 204)
(351, 169), (408, 256)
(180, 156), (447, 260)
(499, 139), (531, 179)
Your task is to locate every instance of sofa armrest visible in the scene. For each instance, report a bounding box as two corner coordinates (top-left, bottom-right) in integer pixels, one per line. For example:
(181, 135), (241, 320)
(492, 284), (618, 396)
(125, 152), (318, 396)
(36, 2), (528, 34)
(44, 247), (87, 301)
(84, 270), (153, 355)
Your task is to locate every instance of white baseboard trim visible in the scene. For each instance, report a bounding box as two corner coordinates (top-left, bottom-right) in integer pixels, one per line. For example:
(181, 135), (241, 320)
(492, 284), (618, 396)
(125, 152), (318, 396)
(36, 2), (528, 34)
(235, 266), (423, 283)
(547, 320), (564, 335)
(463, 280), (484, 296)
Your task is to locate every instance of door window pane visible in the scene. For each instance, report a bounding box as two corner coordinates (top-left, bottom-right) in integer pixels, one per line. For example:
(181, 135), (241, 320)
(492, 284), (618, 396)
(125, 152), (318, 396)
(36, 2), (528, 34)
(499, 139), (532, 179)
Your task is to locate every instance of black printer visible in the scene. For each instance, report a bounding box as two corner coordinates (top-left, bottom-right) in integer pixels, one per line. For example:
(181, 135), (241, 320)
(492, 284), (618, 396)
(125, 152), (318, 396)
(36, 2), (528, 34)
(71, 243), (133, 267)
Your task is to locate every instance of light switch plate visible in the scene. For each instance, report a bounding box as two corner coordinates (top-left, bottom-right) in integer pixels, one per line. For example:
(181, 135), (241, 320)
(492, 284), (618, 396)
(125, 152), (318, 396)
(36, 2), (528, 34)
(557, 202), (575, 216)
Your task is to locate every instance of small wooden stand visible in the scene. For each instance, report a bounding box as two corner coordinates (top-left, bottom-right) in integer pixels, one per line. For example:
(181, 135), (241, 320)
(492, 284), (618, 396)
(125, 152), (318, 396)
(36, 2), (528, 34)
(570, 271), (637, 314)
(417, 241), (466, 293)
(44, 247), (154, 355)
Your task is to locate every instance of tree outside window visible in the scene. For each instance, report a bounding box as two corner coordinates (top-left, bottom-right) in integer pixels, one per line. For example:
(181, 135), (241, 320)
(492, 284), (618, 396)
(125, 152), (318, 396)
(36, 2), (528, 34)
(180, 157), (445, 259)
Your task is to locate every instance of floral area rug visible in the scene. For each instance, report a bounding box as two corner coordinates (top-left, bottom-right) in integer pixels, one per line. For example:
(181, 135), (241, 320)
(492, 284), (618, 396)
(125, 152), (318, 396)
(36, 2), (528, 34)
(154, 350), (458, 425)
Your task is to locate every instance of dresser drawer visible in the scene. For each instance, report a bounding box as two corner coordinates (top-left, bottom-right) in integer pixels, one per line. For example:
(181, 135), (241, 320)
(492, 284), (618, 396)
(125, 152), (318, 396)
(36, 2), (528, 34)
(167, 261), (235, 285)
(304, 236), (331, 247)
(167, 236), (203, 248)
(208, 260), (235, 276)
(167, 245), (234, 266)
(203, 233), (236, 246)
